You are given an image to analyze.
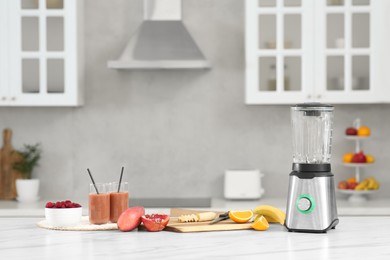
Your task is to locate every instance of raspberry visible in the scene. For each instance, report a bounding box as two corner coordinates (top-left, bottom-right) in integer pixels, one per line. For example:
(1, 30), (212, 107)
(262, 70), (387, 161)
(73, 203), (81, 208)
(55, 201), (62, 208)
(45, 202), (54, 208)
(65, 201), (73, 208)
(65, 200), (71, 203)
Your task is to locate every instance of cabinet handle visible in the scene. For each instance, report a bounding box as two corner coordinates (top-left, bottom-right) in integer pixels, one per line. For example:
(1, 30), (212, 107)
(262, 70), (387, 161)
(317, 95), (322, 99)
(1, 97), (6, 101)
(307, 95), (311, 99)
(11, 97), (16, 101)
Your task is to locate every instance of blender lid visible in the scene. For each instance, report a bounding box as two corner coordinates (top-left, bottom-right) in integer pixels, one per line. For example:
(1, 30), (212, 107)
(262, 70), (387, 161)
(291, 103), (333, 116)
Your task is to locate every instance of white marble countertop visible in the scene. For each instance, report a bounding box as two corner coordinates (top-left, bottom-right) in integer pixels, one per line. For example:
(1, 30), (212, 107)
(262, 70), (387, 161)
(0, 216), (389, 259)
(1, 197), (390, 217)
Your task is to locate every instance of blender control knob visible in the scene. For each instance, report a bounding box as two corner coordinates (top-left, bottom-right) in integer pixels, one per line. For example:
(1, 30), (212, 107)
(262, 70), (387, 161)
(297, 197), (311, 211)
(296, 195), (314, 214)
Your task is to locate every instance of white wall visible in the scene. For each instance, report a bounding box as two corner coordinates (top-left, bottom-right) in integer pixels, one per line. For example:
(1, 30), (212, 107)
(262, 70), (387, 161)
(0, 0), (389, 201)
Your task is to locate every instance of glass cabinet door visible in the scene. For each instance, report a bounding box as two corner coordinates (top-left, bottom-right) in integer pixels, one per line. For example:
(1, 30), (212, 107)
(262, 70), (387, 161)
(246, 0), (312, 104)
(4, 0), (82, 106)
(317, 0), (372, 102)
(247, 0), (390, 104)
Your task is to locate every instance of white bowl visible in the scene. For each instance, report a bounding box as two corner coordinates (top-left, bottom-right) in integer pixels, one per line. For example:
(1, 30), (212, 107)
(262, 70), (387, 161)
(45, 207), (82, 227)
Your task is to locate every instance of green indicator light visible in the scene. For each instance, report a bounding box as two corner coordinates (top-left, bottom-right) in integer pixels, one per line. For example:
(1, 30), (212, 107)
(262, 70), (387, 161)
(296, 194), (315, 214)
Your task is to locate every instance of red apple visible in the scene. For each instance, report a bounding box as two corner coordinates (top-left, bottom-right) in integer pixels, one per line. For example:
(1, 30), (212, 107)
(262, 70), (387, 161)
(338, 181), (348, 190)
(346, 127), (358, 135)
(347, 182), (359, 190)
(117, 206), (145, 232)
(351, 152), (367, 163)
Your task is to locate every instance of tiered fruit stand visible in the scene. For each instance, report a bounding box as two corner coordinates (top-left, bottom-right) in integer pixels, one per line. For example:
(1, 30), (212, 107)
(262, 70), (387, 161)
(338, 120), (378, 202)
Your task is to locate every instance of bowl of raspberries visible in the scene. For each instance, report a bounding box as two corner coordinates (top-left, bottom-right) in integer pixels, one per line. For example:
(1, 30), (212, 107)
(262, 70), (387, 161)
(45, 200), (82, 227)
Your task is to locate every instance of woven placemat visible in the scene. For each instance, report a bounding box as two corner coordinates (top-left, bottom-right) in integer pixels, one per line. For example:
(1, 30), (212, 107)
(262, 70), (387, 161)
(37, 216), (118, 231)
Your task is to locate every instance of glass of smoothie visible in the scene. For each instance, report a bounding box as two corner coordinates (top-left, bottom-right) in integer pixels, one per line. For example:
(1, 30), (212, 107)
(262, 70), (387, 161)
(89, 183), (110, 224)
(109, 182), (129, 223)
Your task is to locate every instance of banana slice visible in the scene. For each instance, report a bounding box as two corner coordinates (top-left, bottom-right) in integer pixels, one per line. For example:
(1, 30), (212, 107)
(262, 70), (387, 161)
(178, 212), (217, 223)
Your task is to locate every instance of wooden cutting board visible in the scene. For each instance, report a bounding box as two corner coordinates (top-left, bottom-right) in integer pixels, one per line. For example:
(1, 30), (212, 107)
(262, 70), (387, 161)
(164, 208), (253, 233)
(0, 129), (23, 200)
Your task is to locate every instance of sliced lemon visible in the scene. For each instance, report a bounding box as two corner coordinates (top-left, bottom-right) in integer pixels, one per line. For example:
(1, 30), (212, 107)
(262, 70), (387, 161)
(251, 215), (269, 231)
(228, 210), (253, 223)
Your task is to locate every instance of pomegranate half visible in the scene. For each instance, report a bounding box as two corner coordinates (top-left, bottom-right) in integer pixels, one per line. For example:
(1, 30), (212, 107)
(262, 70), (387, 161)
(141, 214), (170, 232)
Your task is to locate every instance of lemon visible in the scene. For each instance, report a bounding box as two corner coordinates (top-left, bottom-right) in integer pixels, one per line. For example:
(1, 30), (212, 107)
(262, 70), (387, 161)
(251, 215), (269, 231)
(228, 210), (253, 223)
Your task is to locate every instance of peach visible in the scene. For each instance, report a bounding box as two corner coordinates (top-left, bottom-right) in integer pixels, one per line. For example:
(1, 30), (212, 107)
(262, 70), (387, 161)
(117, 206), (145, 232)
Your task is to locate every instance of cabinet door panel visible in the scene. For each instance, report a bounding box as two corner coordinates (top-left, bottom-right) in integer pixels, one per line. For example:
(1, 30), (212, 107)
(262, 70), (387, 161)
(326, 56), (344, 91)
(352, 13), (369, 48)
(246, 0), (312, 104)
(352, 56), (369, 91)
(285, 57), (301, 91)
(22, 59), (40, 93)
(47, 17), (64, 51)
(3, 0), (82, 106)
(22, 17), (39, 51)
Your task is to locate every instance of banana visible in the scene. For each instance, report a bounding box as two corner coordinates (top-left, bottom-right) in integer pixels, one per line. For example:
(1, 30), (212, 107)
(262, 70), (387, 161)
(355, 177), (380, 191)
(254, 214), (280, 224)
(253, 205), (286, 225)
(367, 178), (376, 190)
(355, 180), (368, 190)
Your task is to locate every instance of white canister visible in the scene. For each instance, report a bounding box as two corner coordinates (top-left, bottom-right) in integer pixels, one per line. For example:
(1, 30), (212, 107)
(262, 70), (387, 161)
(224, 170), (264, 199)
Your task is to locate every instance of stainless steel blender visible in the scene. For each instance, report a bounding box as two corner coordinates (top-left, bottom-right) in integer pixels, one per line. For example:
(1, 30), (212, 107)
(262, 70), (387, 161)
(285, 103), (339, 233)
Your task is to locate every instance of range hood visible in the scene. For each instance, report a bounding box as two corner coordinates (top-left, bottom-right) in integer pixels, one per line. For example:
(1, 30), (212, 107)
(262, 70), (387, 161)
(108, 0), (210, 69)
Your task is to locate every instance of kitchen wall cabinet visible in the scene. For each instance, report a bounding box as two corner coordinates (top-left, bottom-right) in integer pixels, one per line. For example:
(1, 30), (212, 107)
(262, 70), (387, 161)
(245, 0), (390, 104)
(0, 0), (83, 106)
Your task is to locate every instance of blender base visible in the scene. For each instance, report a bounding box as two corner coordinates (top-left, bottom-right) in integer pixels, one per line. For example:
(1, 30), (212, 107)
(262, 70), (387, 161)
(285, 218), (339, 233)
(285, 168), (339, 233)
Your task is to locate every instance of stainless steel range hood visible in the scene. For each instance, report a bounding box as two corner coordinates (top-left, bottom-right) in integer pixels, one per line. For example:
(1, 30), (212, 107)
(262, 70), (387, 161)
(108, 0), (210, 69)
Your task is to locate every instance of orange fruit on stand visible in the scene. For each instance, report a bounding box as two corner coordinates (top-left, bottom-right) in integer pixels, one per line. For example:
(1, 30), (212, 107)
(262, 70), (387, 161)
(343, 153), (354, 163)
(366, 154), (375, 163)
(357, 126), (371, 136)
(251, 215), (269, 231)
(228, 210), (254, 223)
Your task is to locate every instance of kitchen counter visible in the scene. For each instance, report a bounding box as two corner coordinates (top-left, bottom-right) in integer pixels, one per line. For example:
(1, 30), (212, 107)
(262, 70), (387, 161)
(1, 198), (390, 217)
(0, 216), (389, 259)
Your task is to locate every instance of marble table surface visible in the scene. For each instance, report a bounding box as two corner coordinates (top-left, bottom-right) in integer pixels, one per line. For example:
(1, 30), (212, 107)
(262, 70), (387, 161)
(0, 216), (389, 259)
(2, 197), (390, 217)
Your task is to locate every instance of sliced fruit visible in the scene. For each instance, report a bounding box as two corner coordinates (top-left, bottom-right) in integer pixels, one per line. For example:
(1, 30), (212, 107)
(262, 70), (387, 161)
(343, 153), (354, 163)
(357, 126), (371, 136)
(228, 210), (253, 223)
(252, 205), (286, 225)
(141, 214), (170, 232)
(251, 215), (269, 231)
(366, 154), (375, 163)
